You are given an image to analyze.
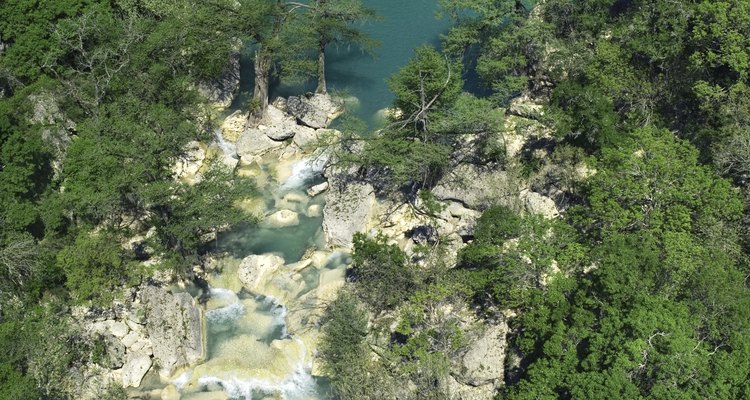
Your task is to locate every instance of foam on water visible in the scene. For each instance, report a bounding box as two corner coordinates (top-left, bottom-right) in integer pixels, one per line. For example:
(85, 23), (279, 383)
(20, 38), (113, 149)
(214, 128), (238, 158)
(173, 370), (193, 390)
(280, 156), (328, 191)
(258, 295), (290, 339)
(206, 288), (245, 325)
(197, 338), (317, 400)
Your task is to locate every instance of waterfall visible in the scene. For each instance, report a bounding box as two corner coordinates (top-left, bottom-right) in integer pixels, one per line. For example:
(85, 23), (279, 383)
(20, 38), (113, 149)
(280, 155), (328, 191)
(213, 128), (238, 159)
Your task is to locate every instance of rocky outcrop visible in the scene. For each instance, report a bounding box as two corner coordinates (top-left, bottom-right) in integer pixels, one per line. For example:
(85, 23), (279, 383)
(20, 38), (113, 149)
(507, 94), (545, 121)
(286, 94), (342, 129)
(520, 189), (559, 218)
(433, 164), (518, 211)
(199, 48), (241, 109)
(453, 321), (508, 388)
(141, 286), (206, 377)
(323, 175), (376, 248)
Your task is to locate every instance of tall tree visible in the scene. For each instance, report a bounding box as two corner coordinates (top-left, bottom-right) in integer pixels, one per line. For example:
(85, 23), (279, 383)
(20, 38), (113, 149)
(306, 0), (379, 94)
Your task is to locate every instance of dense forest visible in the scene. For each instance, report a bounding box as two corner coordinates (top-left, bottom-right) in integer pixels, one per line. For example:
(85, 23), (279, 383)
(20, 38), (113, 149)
(2, 0), (750, 399)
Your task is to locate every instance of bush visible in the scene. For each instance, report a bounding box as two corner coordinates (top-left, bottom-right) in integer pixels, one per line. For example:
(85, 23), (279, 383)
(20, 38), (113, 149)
(473, 205), (522, 245)
(350, 233), (417, 311)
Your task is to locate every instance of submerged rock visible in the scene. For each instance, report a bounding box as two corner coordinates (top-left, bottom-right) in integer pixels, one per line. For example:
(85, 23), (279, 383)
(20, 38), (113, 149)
(141, 286), (206, 377)
(263, 209), (300, 228)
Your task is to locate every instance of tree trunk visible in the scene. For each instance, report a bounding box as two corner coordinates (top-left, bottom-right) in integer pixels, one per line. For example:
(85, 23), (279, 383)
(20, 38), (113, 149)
(316, 40), (327, 94)
(252, 48), (272, 123)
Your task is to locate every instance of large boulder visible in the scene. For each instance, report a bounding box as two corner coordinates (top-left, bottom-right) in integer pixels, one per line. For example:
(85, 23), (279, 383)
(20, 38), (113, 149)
(323, 176), (375, 248)
(519, 189), (559, 218)
(198, 47), (241, 109)
(286, 94), (342, 129)
(236, 128), (286, 159)
(433, 164), (518, 211)
(264, 124), (297, 141)
(238, 254), (285, 292)
(141, 286), (206, 377)
(454, 321), (508, 387)
(121, 351), (152, 388)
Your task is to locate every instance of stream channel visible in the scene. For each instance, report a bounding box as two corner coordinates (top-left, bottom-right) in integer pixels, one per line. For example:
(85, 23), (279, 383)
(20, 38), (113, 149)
(140, 2), (450, 398)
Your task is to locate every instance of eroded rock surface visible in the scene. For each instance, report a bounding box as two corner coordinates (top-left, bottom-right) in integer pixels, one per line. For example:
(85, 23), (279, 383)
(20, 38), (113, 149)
(323, 176), (375, 248)
(141, 286), (206, 377)
(198, 49), (240, 109)
(454, 321), (508, 387)
(286, 94), (341, 129)
(433, 164), (517, 211)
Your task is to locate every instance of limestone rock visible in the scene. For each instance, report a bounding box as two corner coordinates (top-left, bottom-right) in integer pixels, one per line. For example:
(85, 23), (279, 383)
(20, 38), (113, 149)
(198, 48), (240, 109)
(445, 375), (496, 400)
(306, 204), (323, 217)
(141, 286), (206, 377)
(220, 110), (248, 142)
(323, 176), (375, 248)
(121, 351), (152, 388)
(286, 94), (342, 129)
(263, 209), (300, 228)
(236, 129), (285, 158)
(109, 321), (129, 338)
(100, 334), (126, 369)
(173, 141), (207, 183)
(433, 164), (517, 211)
(508, 94), (545, 120)
(238, 254), (285, 292)
(265, 124), (296, 141)
(306, 181), (329, 197)
(520, 189), (559, 218)
(455, 321), (508, 387)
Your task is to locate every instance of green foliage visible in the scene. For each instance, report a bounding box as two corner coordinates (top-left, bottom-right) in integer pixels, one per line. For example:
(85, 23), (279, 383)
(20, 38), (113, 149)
(56, 232), (137, 305)
(319, 290), (394, 399)
(388, 46), (463, 126)
(350, 233), (416, 311)
(473, 205), (522, 245)
(576, 127), (742, 237)
(549, 81), (618, 148)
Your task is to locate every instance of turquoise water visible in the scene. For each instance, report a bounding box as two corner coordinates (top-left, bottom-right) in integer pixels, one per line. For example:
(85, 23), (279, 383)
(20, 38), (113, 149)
(232, 0), (451, 126)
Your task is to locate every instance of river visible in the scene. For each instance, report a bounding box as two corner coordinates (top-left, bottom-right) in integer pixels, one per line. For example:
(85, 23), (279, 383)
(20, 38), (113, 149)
(146, 2), (450, 399)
